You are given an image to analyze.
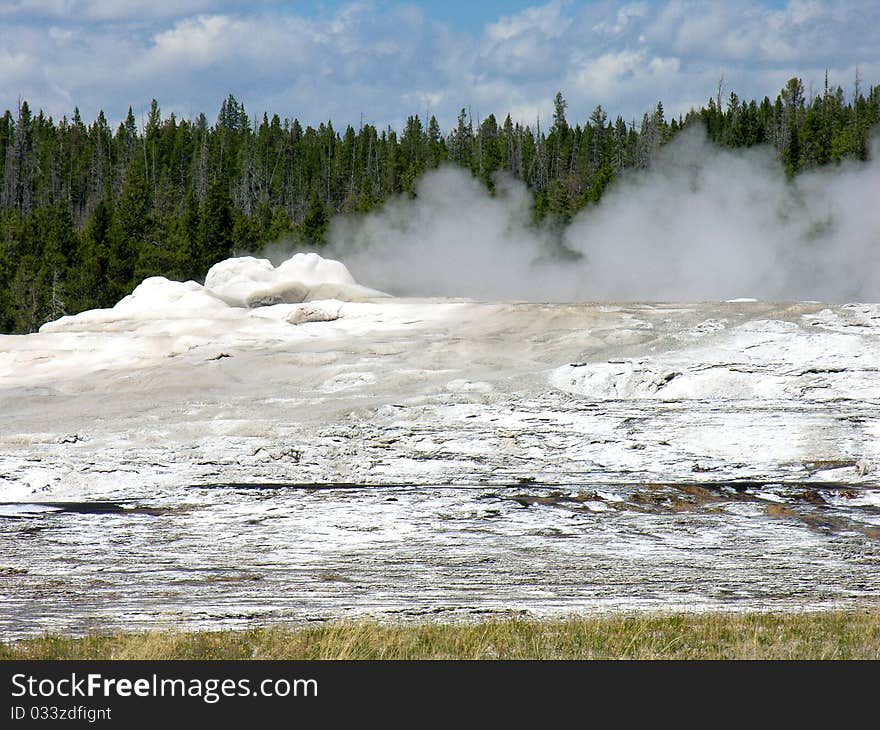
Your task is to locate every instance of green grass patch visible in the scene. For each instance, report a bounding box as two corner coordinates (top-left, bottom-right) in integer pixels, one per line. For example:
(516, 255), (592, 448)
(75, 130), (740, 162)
(3, 611), (880, 660)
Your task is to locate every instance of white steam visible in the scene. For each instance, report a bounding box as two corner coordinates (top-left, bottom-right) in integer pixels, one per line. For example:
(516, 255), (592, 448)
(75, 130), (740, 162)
(325, 127), (880, 303)
(326, 167), (572, 301)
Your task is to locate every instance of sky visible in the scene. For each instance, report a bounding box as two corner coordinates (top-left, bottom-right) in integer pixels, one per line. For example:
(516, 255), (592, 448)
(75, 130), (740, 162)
(0, 0), (877, 132)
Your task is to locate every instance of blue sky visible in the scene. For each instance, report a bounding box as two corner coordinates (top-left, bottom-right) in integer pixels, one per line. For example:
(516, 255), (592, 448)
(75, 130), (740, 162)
(0, 1), (876, 132)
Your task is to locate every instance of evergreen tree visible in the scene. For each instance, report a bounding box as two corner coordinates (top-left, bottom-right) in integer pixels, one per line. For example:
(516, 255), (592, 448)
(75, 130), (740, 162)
(107, 155), (149, 300)
(69, 198), (112, 310)
(299, 186), (329, 246)
(199, 178), (234, 272)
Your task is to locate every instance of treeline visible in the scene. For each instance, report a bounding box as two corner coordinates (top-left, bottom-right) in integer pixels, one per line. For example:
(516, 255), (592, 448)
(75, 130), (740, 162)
(0, 76), (878, 333)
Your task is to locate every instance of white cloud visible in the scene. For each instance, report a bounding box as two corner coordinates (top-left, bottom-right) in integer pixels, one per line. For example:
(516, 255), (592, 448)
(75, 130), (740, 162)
(148, 15), (235, 68)
(647, 0), (878, 64)
(485, 0), (572, 42)
(0, 50), (32, 84)
(592, 1), (650, 35)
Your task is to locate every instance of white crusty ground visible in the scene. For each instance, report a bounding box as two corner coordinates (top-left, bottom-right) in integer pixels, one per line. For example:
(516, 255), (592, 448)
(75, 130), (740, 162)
(1, 255), (879, 637)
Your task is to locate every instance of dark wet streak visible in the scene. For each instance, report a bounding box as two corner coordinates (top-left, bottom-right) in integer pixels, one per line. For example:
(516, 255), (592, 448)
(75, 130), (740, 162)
(0, 501), (165, 518)
(188, 479), (876, 492)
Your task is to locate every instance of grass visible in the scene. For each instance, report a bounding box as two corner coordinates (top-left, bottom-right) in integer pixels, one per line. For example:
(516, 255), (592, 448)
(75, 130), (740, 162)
(3, 611), (880, 660)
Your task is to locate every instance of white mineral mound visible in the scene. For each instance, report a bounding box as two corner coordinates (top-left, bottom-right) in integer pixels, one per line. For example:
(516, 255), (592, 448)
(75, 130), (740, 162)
(38, 276), (237, 334)
(17, 252), (390, 381)
(204, 252), (388, 308)
(39, 252), (387, 334)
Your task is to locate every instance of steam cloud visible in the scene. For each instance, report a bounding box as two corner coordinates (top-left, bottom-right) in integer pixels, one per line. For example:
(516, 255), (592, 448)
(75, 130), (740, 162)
(323, 127), (880, 303)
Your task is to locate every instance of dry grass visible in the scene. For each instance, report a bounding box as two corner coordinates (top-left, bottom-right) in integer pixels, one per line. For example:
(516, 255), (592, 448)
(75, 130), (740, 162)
(3, 611), (880, 660)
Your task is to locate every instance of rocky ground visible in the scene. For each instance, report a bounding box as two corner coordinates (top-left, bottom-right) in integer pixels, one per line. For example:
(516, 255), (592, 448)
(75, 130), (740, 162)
(1, 291), (879, 638)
